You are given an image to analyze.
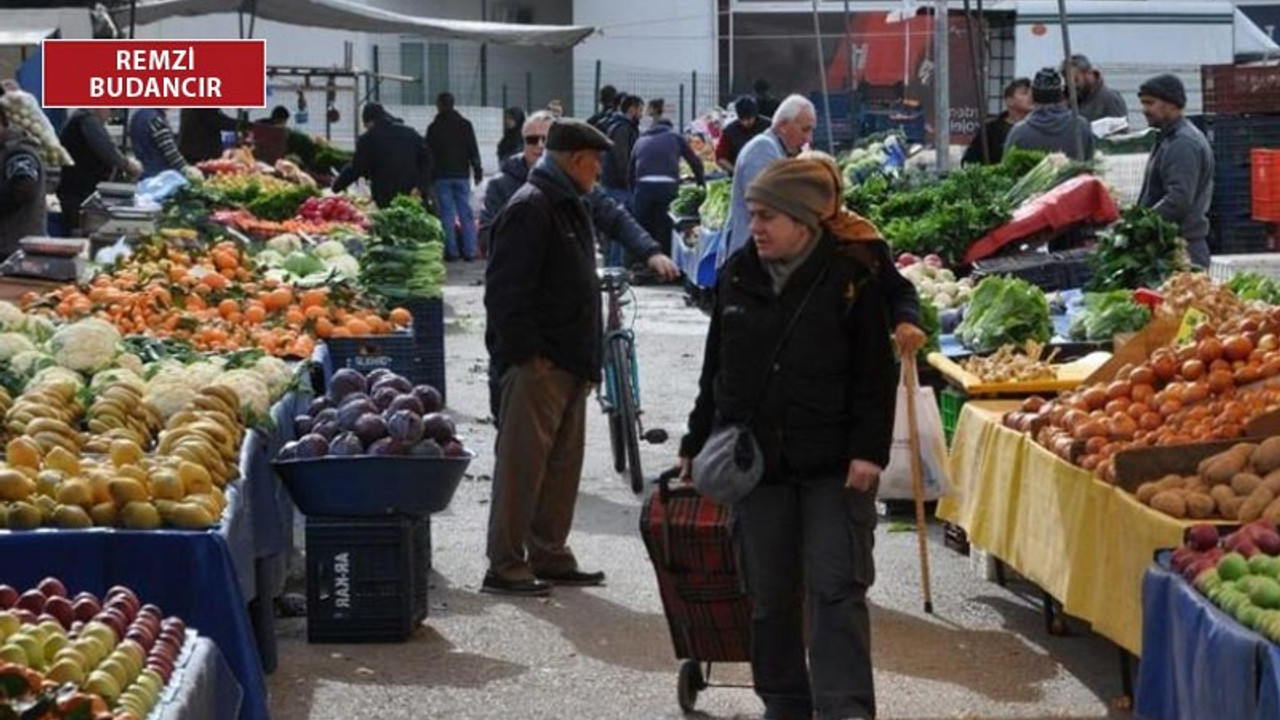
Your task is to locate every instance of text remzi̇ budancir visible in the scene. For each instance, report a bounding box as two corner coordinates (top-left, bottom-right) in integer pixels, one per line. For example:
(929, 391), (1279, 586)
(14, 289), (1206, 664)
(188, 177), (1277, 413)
(89, 47), (223, 99)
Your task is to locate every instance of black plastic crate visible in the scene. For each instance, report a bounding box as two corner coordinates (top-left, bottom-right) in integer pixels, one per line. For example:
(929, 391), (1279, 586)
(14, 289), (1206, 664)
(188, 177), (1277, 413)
(1204, 116), (1280, 168)
(1214, 222), (1274, 255)
(305, 515), (430, 643)
(971, 252), (1062, 291)
(403, 298), (447, 406)
(324, 331), (426, 386)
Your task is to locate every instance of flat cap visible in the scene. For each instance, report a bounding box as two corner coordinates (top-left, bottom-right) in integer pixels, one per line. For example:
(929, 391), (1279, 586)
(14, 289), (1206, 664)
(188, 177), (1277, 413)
(546, 118), (612, 152)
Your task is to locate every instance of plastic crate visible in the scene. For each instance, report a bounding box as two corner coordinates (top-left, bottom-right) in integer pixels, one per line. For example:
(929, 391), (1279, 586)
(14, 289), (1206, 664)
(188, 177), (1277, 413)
(1055, 247), (1093, 290)
(971, 251), (1062, 291)
(1208, 251), (1280, 284)
(940, 386), (967, 447)
(403, 298), (446, 405)
(323, 331), (424, 386)
(1212, 222), (1275, 256)
(305, 515), (430, 643)
(1204, 116), (1280, 168)
(1253, 149), (1280, 223)
(1202, 64), (1280, 116)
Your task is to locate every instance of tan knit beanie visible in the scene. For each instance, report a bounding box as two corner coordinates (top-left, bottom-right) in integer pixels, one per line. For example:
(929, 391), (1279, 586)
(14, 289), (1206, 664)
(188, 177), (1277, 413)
(745, 154), (882, 242)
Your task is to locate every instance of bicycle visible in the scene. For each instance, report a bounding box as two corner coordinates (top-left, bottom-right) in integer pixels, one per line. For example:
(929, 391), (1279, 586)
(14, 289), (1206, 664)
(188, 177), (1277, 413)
(598, 267), (668, 493)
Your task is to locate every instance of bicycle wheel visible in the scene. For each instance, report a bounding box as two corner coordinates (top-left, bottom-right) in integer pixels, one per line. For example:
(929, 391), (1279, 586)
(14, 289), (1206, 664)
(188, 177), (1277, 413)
(609, 336), (644, 494)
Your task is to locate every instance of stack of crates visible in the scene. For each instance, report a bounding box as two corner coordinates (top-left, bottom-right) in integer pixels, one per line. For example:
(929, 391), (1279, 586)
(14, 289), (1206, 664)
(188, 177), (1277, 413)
(1196, 63), (1280, 255)
(305, 515), (432, 643)
(403, 298), (447, 405)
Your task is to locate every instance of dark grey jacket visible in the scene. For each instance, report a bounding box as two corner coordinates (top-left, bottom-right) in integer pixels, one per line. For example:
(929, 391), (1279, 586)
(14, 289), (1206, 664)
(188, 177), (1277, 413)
(480, 152), (660, 261)
(1005, 105), (1095, 161)
(1138, 117), (1214, 243)
(0, 128), (46, 255)
(1077, 80), (1128, 122)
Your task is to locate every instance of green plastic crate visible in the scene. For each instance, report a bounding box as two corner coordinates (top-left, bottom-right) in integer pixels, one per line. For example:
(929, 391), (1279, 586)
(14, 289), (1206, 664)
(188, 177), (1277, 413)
(940, 387), (967, 447)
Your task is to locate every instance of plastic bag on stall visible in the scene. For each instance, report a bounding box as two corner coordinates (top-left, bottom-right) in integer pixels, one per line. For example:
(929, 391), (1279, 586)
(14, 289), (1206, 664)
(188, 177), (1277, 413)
(0, 81), (74, 167)
(878, 365), (949, 501)
(135, 170), (189, 206)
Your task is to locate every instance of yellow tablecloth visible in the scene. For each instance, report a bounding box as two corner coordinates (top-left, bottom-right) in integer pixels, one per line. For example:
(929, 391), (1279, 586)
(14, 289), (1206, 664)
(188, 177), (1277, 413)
(937, 401), (1190, 656)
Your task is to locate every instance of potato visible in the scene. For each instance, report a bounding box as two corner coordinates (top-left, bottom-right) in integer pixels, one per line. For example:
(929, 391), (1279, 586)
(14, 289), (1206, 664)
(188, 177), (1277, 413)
(1264, 497), (1280, 525)
(1210, 484), (1238, 506)
(1185, 491), (1216, 519)
(1239, 486), (1277, 523)
(1264, 468), (1280, 494)
(1221, 497), (1245, 520)
(1136, 482), (1162, 504)
(1233, 473), (1264, 496)
(1151, 490), (1188, 519)
(1253, 437), (1280, 476)
(1205, 450), (1254, 485)
(1202, 444), (1256, 476)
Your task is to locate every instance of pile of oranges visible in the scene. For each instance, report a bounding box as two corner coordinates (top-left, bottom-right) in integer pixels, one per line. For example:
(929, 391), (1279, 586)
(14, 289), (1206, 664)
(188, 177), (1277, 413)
(23, 240), (412, 359)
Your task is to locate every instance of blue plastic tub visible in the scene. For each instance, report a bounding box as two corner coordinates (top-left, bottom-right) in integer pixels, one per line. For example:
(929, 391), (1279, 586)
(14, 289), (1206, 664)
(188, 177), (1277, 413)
(273, 453), (473, 517)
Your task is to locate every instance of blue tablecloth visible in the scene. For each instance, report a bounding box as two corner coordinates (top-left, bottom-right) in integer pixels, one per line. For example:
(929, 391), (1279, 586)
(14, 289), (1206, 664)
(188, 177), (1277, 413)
(155, 635), (244, 720)
(0, 508), (269, 720)
(1136, 556), (1280, 720)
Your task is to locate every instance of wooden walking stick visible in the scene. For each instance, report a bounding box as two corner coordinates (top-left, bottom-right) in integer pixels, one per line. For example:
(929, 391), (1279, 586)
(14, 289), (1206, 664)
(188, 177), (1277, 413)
(902, 352), (935, 614)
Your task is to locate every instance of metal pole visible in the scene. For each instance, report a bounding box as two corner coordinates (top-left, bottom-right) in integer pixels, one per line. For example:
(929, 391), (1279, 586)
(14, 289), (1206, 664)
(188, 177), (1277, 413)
(692, 71), (699, 120)
(129, 0), (137, 38)
(845, 0), (855, 97)
(963, 0), (989, 163)
(502, 84), (508, 110)
(594, 59), (602, 115)
(1057, 0), (1083, 160)
(679, 83), (686, 130)
(934, 0), (950, 171)
(480, 0), (488, 106)
(728, 8), (735, 95)
(526, 71), (533, 112)
(813, 0), (836, 153)
(372, 46), (380, 102)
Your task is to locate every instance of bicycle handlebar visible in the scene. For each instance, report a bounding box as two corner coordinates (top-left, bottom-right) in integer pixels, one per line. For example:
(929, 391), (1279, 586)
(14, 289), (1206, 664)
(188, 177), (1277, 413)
(598, 266), (632, 293)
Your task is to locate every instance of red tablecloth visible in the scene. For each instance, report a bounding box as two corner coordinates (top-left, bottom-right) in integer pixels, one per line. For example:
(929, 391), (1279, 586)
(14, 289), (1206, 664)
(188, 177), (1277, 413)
(963, 175), (1120, 265)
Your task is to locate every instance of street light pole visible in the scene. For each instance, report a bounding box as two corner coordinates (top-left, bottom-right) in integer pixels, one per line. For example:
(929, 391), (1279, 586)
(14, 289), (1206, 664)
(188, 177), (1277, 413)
(935, 0), (950, 171)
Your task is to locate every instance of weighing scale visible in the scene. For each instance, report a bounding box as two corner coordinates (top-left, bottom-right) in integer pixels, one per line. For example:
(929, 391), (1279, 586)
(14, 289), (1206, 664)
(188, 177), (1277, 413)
(0, 237), (87, 282)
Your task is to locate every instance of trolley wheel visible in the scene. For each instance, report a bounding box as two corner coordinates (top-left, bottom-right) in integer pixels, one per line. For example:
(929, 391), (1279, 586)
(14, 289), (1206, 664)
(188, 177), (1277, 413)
(677, 659), (703, 713)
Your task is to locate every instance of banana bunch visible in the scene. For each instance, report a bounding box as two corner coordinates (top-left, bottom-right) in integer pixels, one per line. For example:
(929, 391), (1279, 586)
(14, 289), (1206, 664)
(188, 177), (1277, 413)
(0, 386), (12, 419)
(82, 382), (164, 454)
(4, 381), (83, 442)
(155, 385), (244, 488)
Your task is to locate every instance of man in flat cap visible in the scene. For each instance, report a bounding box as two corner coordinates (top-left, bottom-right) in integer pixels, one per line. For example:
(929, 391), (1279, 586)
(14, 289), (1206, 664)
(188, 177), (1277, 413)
(483, 119), (671, 596)
(1137, 73), (1214, 269)
(1064, 54), (1128, 122)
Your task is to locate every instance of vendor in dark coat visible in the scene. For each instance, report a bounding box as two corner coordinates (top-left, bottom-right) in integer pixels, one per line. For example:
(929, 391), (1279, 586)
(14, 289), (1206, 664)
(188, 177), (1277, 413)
(1137, 73), (1214, 269)
(679, 154), (899, 720)
(58, 108), (140, 235)
(178, 109), (240, 164)
(332, 103), (432, 208)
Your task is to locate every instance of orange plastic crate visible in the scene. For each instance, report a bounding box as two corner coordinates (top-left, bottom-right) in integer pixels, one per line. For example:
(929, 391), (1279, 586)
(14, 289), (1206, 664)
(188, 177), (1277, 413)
(1254, 148), (1280, 223)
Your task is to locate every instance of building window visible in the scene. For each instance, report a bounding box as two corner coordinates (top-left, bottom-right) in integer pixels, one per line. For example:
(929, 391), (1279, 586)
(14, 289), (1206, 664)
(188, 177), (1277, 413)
(400, 42), (425, 105)
(428, 43), (450, 100)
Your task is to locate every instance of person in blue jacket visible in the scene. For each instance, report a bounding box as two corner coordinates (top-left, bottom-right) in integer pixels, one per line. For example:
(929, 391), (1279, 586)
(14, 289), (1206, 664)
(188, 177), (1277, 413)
(629, 98), (705, 257)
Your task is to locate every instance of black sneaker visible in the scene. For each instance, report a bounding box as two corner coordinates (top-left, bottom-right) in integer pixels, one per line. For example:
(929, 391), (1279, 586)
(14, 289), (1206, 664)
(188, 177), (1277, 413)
(535, 569), (606, 587)
(480, 573), (552, 597)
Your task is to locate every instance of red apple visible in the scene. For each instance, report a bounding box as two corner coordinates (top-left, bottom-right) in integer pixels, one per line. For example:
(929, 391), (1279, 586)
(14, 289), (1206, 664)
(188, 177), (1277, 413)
(72, 597), (100, 623)
(106, 586), (139, 611)
(0, 585), (18, 609)
(161, 617), (185, 636)
(43, 596), (74, 629)
(1187, 524), (1220, 552)
(72, 592), (98, 606)
(125, 628), (155, 652)
(146, 657), (173, 682)
(12, 608), (36, 625)
(96, 611), (126, 640)
(105, 598), (136, 624)
(36, 577), (67, 599)
(37, 613), (59, 627)
(139, 604), (162, 619)
(16, 589), (46, 614)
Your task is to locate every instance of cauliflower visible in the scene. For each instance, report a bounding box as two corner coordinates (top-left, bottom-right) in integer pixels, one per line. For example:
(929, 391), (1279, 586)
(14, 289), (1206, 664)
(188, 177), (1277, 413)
(324, 254), (360, 279)
(265, 233), (304, 254)
(147, 359), (191, 387)
(27, 366), (85, 393)
(252, 355), (293, 398)
(15, 316), (55, 343)
(144, 380), (198, 420)
(186, 360), (225, 387)
(10, 350), (51, 376)
(114, 353), (145, 376)
(0, 301), (25, 328)
(211, 369), (270, 417)
(90, 367), (145, 392)
(0, 333), (36, 361)
(254, 249), (285, 268)
(48, 318), (121, 373)
(314, 239), (348, 260)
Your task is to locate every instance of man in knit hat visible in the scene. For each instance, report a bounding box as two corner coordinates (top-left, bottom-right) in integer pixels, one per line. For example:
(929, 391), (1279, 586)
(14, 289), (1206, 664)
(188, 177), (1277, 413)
(1137, 73), (1214, 268)
(1005, 67), (1095, 161)
(680, 153), (900, 720)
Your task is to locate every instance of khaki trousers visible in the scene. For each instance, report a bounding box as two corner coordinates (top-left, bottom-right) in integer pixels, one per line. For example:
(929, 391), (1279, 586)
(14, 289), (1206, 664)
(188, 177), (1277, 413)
(486, 357), (591, 581)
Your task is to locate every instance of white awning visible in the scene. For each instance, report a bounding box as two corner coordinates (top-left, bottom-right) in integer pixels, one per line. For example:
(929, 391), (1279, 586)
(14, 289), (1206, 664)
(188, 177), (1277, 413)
(113, 0), (595, 50)
(0, 28), (57, 47)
